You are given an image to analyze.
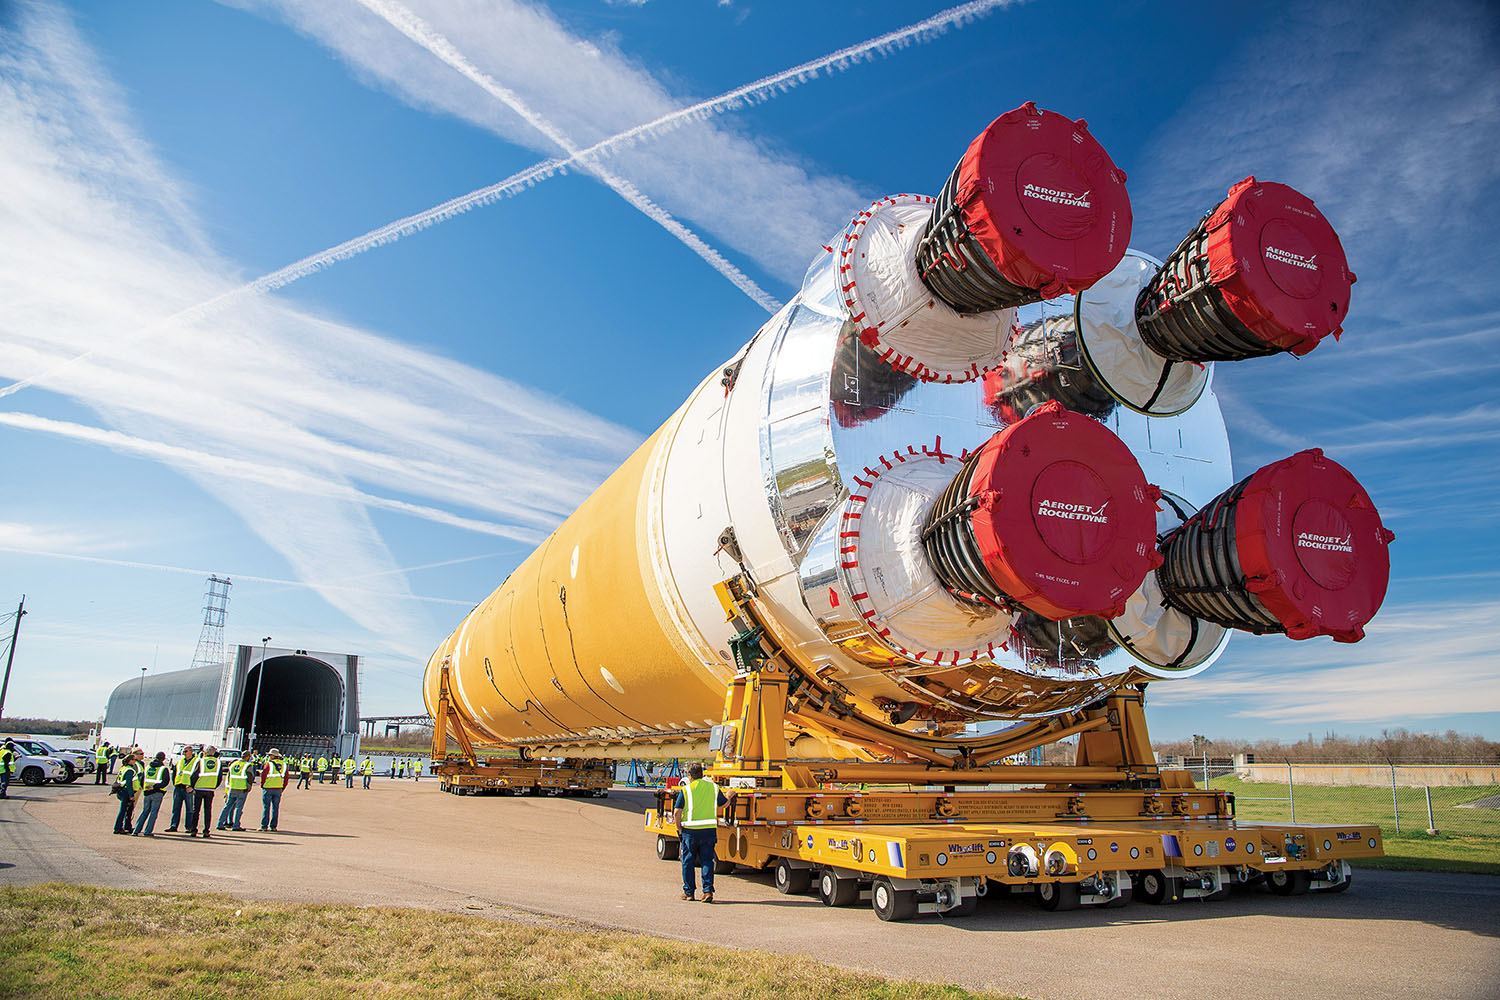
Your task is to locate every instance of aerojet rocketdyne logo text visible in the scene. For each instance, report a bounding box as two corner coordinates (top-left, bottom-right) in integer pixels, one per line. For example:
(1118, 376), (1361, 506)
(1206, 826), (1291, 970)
(1037, 499), (1110, 524)
(1265, 246), (1319, 271)
(1022, 184), (1091, 209)
(1296, 532), (1352, 553)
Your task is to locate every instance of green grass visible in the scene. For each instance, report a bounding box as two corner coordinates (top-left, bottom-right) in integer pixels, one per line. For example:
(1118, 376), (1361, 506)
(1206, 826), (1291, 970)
(0, 884), (1022, 1000)
(1208, 777), (1500, 875)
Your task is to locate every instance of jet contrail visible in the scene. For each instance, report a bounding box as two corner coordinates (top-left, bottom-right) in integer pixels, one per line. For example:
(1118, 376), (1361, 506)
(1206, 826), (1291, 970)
(0, 411), (541, 544)
(0, 0), (1012, 401)
(357, 0), (781, 313)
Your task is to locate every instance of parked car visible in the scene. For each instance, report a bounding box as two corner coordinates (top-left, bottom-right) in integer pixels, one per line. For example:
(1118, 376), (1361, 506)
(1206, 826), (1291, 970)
(4, 738), (91, 782)
(1, 742), (70, 787)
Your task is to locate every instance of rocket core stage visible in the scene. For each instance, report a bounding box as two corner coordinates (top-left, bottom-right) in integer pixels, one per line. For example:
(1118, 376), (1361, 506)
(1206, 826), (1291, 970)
(425, 103), (1393, 758)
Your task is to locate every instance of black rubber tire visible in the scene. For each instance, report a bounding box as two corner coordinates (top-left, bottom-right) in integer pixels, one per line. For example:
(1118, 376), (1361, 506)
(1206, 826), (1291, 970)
(948, 894), (980, 917)
(656, 835), (680, 861)
(1266, 869), (1312, 896)
(1138, 869), (1181, 904)
(775, 859), (811, 895)
(21, 767), (43, 787)
(1036, 881), (1082, 911)
(818, 869), (860, 907)
(713, 854), (735, 875)
(872, 878), (918, 922)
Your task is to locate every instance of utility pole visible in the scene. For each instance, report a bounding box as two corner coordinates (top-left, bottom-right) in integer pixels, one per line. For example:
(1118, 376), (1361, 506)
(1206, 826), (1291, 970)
(0, 595), (26, 722)
(248, 637), (271, 754)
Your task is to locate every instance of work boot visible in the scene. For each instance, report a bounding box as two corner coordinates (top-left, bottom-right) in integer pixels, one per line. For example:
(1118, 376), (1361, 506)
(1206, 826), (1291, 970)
(189, 831), (198, 838)
(702, 893), (714, 904)
(680, 892), (694, 901)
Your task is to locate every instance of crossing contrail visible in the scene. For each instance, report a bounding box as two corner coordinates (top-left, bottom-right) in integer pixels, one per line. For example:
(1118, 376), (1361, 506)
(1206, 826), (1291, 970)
(0, 0), (1013, 401)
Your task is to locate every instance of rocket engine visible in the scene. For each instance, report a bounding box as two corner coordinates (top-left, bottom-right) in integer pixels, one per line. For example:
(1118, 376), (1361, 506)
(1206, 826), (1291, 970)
(425, 103), (1393, 758)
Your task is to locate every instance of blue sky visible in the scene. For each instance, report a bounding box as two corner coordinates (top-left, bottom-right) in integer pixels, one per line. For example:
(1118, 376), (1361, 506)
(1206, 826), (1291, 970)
(1, 0), (1496, 742)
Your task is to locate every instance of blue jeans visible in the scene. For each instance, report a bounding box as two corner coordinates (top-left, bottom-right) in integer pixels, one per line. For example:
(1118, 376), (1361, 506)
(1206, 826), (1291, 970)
(261, 788), (282, 829)
(362, 774), (371, 788)
(133, 791), (164, 835)
(680, 828), (718, 896)
(0, 770), (10, 797)
(113, 791), (135, 834)
(169, 784), (191, 829)
(217, 790), (247, 828)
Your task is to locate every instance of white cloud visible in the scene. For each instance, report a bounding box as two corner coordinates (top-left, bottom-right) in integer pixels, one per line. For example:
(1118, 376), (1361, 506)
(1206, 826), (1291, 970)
(1152, 600), (1500, 723)
(0, 3), (635, 653)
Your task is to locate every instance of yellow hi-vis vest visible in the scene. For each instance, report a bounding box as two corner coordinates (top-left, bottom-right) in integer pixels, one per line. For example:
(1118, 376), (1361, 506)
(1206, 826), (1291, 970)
(96, 745), (109, 766)
(227, 760), (251, 791)
(361, 759), (373, 774)
(193, 757), (221, 790)
(174, 755), (195, 785)
(680, 778), (720, 829)
(263, 761), (286, 789)
(119, 764), (143, 794)
(342, 759), (355, 774)
(316, 757), (328, 772)
(144, 763), (168, 791)
(0, 747), (14, 775)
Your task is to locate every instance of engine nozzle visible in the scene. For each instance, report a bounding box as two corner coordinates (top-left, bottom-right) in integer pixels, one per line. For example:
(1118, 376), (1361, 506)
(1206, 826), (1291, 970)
(1135, 177), (1355, 361)
(921, 402), (1161, 620)
(915, 102), (1132, 314)
(1157, 449), (1393, 642)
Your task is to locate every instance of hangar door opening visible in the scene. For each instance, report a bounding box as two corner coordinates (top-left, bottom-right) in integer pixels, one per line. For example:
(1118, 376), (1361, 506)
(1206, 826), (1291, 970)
(235, 654), (343, 755)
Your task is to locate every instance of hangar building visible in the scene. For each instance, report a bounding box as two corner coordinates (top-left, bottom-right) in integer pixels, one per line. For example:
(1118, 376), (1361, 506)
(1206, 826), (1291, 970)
(101, 644), (360, 760)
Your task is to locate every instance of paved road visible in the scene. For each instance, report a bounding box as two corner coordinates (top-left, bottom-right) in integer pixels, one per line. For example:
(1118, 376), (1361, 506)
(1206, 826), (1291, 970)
(3, 780), (1497, 1000)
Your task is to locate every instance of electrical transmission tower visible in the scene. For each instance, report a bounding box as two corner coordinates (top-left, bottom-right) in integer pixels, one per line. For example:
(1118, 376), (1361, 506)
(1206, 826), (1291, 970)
(191, 575), (232, 670)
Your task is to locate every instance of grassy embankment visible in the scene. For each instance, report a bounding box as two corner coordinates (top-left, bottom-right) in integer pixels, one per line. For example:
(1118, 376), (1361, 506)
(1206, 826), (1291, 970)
(0, 884), (1019, 1000)
(1210, 777), (1500, 875)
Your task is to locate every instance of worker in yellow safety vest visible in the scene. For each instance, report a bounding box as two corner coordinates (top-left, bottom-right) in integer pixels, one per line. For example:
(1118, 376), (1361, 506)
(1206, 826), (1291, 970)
(166, 746), (197, 831)
(112, 751), (144, 834)
(133, 752), (172, 836)
(411, 758), (421, 781)
(217, 758), (253, 830)
(259, 749), (287, 831)
(672, 763), (730, 903)
(94, 741), (111, 784)
(185, 747), (223, 838)
(316, 754), (329, 784)
(0, 739), (16, 799)
(342, 756), (355, 788)
(360, 757), (373, 789)
(296, 754), (313, 789)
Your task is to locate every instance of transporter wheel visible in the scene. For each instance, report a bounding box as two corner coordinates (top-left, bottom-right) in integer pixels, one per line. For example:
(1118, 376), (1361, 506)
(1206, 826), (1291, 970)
(713, 854), (736, 875)
(1103, 880), (1133, 908)
(21, 766), (44, 787)
(656, 835), (680, 862)
(775, 859), (811, 895)
(1266, 869), (1312, 896)
(871, 878), (917, 922)
(817, 869), (861, 907)
(1138, 870), (1181, 904)
(1035, 881), (1081, 911)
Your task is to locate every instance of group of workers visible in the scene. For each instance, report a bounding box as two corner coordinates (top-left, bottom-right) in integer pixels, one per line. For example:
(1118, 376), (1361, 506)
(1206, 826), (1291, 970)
(106, 744), (428, 837)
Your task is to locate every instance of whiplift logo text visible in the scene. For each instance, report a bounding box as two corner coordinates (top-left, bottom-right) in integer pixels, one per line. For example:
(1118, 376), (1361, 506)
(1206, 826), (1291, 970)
(1022, 183), (1091, 209)
(1265, 246), (1319, 271)
(1037, 499), (1109, 524)
(1297, 532), (1352, 553)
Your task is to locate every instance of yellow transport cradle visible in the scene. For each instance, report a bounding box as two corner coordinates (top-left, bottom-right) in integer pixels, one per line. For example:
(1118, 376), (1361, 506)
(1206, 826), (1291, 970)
(641, 577), (1381, 920)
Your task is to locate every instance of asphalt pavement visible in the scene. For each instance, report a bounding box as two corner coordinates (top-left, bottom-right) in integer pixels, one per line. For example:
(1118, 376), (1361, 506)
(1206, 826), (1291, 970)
(3, 779), (1497, 1000)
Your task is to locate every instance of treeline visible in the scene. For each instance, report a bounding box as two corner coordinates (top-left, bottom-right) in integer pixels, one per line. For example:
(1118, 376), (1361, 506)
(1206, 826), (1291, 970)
(1154, 728), (1500, 764)
(0, 716), (94, 737)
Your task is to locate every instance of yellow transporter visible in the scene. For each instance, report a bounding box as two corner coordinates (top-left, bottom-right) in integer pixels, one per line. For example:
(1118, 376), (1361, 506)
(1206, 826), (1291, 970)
(428, 106), (1392, 920)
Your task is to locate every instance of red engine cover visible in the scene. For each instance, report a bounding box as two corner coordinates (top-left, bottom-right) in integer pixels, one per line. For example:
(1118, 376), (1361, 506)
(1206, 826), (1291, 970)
(1204, 177), (1356, 356)
(1236, 449), (1394, 641)
(956, 102), (1133, 300)
(966, 402), (1160, 620)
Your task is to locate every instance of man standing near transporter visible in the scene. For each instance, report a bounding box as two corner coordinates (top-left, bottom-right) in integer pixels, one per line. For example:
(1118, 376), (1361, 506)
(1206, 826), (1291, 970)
(296, 754), (312, 789)
(672, 762), (730, 903)
(132, 752), (171, 836)
(361, 756), (373, 789)
(186, 746), (222, 838)
(217, 756), (252, 830)
(259, 749), (287, 831)
(342, 756), (355, 787)
(166, 745), (196, 831)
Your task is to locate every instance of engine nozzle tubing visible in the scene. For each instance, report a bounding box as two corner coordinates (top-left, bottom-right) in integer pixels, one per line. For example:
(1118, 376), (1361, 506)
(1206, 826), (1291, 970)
(921, 448), (1010, 606)
(917, 170), (1041, 314)
(1156, 478), (1282, 633)
(1134, 216), (1279, 362)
